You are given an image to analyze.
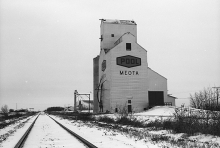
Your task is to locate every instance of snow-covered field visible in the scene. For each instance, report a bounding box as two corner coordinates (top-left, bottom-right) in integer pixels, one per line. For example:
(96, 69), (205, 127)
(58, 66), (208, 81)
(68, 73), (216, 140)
(0, 107), (220, 148)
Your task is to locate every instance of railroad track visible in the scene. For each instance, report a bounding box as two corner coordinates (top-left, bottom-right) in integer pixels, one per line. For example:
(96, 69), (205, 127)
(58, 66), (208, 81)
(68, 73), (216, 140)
(14, 113), (97, 148)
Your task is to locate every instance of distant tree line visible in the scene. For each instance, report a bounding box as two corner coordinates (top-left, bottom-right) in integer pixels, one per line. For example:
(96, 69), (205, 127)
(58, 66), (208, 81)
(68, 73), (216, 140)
(46, 106), (64, 111)
(15, 109), (29, 112)
(1, 105), (32, 119)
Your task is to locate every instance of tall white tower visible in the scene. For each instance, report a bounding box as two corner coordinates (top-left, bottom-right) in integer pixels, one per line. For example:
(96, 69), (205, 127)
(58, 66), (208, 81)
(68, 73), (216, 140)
(100, 19), (137, 50)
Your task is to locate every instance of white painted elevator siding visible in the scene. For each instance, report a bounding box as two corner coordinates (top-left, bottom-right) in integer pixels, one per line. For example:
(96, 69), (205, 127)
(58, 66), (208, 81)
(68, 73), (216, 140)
(94, 19), (173, 113)
(98, 49), (111, 111)
(98, 33), (149, 112)
(101, 23), (137, 50)
(148, 68), (167, 103)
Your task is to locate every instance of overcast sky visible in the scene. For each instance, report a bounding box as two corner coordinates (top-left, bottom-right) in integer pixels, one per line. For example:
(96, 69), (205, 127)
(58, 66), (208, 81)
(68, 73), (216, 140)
(0, 0), (219, 111)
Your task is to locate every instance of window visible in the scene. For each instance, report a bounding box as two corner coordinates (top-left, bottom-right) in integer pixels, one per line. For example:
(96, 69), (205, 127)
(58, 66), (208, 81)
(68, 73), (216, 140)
(164, 102), (172, 106)
(111, 34), (114, 37)
(100, 35), (103, 41)
(126, 43), (131, 51)
(128, 100), (131, 104)
(115, 108), (118, 113)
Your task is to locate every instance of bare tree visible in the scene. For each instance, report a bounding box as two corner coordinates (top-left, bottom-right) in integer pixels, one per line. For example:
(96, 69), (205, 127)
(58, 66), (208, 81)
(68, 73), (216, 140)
(96, 74), (106, 112)
(190, 87), (220, 111)
(1, 105), (9, 117)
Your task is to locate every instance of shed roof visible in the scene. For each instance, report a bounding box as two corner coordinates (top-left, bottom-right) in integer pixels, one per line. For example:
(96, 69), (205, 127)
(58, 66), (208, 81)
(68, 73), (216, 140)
(167, 94), (177, 99)
(148, 67), (167, 80)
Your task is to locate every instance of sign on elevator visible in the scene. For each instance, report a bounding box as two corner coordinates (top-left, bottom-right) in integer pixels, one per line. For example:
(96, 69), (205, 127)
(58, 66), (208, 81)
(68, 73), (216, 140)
(116, 55), (141, 68)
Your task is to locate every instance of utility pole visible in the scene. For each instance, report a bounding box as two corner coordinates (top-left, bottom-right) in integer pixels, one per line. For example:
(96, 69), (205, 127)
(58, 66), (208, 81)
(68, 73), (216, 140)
(89, 94), (90, 113)
(74, 90), (77, 112)
(74, 91), (91, 113)
(212, 87), (220, 105)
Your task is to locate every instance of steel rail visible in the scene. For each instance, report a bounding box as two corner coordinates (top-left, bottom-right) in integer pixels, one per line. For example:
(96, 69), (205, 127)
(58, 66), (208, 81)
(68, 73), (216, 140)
(47, 114), (98, 148)
(14, 114), (40, 148)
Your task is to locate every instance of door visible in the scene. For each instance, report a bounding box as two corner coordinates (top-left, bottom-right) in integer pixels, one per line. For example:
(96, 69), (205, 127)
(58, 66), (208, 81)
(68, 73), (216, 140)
(128, 105), (132, 113)
(148, 91), (164, 108)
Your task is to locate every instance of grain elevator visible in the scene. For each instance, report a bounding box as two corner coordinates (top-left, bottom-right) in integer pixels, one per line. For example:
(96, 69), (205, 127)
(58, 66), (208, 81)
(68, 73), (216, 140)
(93, 19), (175, 113)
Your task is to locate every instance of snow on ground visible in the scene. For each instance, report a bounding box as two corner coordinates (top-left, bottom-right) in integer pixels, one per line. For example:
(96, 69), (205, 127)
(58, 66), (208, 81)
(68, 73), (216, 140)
(0, 114), (38, 148)
(136, 106), (220, 146)
(135, 106), (176, 116)
(188, 134), (220, 146)
(23, 114), (87, 148)
(93, 106), (220, 147)
(51, 115), (159, 148)
(0, 116), (33, 142)
(1, 106), (220, 147)
(95, 106), (176, 122)
(133, 106), (176, 123)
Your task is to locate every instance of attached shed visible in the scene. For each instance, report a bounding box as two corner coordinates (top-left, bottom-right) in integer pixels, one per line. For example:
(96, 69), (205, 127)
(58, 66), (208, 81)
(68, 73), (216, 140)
(166, 95), (176, 106)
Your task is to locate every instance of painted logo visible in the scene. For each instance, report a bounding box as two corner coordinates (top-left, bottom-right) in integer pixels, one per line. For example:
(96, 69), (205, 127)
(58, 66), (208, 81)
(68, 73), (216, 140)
(116, 55), (141, 68)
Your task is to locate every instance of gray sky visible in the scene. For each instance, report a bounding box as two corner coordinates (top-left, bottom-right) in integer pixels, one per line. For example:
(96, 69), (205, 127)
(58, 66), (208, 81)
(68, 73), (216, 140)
(0, 0), (220, 111)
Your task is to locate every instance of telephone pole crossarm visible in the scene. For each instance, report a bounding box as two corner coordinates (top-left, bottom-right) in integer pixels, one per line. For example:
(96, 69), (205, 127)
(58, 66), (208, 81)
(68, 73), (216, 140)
(74, 90), (91, 113)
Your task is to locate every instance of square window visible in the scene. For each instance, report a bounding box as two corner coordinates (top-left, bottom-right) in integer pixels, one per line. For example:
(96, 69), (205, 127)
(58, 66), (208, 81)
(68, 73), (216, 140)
(126, 43), (131, 51)
(100, 35), (103, 41)
(111, 34), (114, 37)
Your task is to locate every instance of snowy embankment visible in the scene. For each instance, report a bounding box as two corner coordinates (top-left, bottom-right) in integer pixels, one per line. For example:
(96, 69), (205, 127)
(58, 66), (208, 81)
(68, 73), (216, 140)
(51, 115), (158, 148)
(92, 106), (220, 147)
(135, 106), (220, 146)
(51, 106), (220, 147)
(0, 114), (38, 148)
(1, 107), (220, 148)
(137, 106), (220, 144)
(135, 106), (176, 116)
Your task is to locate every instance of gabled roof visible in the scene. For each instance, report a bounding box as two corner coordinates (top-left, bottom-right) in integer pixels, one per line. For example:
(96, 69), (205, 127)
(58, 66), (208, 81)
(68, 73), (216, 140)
(103, 32), (147, 54)
(113, 32), (135, 47)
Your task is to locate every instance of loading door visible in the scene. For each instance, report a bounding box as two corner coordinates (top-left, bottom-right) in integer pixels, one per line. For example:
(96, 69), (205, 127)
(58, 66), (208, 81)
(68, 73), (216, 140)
(127, 100), (132, 113)
(148, 91), (164, 108)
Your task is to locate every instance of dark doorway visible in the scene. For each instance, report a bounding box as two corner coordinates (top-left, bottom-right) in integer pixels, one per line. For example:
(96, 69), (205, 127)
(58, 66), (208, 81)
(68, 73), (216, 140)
(148, 91), (164, 108)
(128, 105), (132, 113)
